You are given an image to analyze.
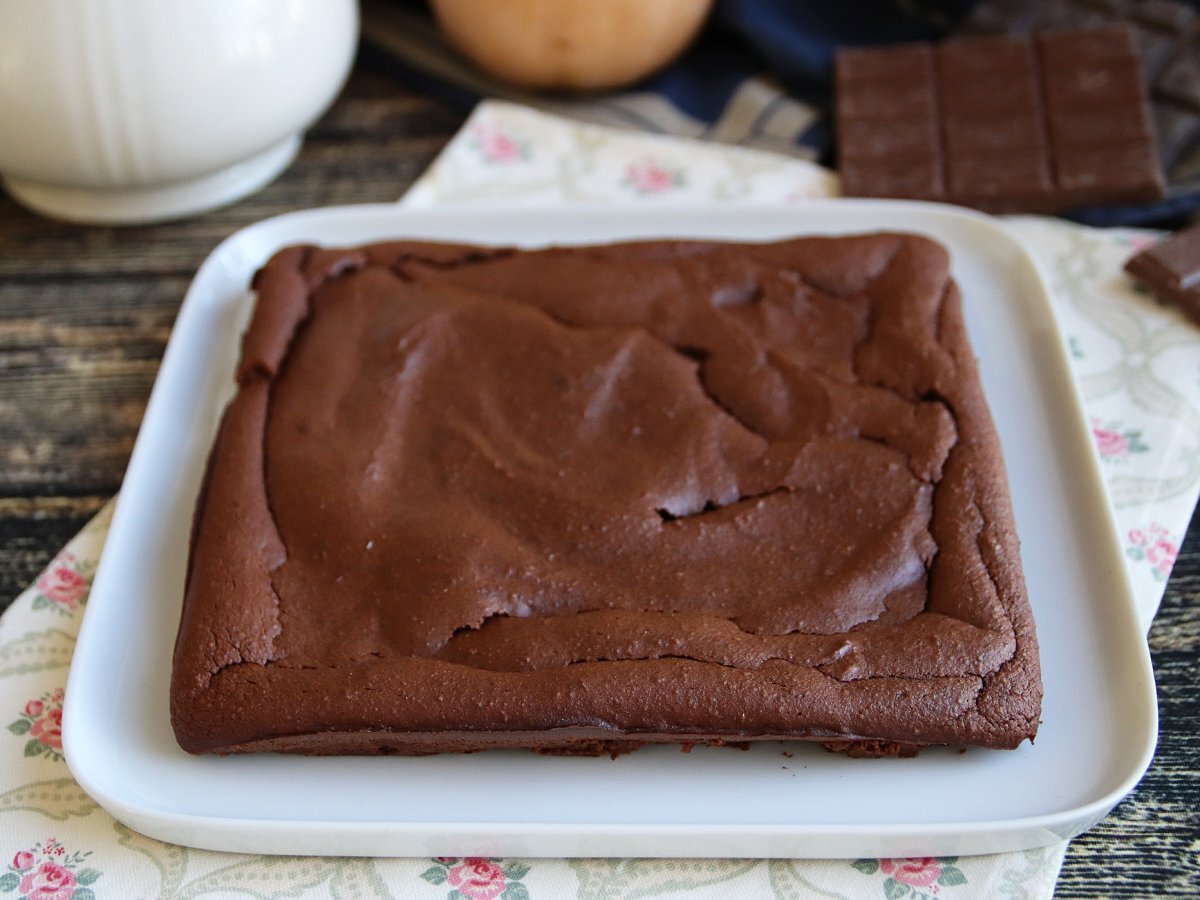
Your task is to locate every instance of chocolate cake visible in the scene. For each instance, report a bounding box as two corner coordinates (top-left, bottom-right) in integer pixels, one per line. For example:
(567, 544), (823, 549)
(170, 234), (1042, 757)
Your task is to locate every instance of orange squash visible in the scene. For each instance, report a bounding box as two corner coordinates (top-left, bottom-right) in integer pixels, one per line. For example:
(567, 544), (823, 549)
(431, 0), (715, 92)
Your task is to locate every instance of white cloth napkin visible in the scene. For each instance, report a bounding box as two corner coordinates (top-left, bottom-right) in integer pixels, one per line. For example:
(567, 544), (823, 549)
(1, 99), (1196, 900)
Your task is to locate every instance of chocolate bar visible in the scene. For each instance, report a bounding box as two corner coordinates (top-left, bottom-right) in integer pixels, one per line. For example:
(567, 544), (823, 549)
(958, 0), (1200, 182)
(835, 27), (1167, 213)
(1125, 224), (1200, 325)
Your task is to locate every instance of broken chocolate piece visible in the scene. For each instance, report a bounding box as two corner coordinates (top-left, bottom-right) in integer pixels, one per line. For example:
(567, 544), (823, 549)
(836, 27), (1166, 213)
(1124, 224), (1200, 324)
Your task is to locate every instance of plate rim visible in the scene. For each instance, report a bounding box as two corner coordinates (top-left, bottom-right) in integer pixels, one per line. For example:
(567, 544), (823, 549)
(63, 199), (1159, 858)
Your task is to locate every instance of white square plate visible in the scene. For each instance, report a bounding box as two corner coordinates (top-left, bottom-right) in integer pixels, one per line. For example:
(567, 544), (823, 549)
(63, 201), (1156, 858)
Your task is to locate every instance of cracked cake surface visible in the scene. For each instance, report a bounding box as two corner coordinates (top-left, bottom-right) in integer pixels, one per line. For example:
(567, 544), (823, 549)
(170, 233), (1042, 756)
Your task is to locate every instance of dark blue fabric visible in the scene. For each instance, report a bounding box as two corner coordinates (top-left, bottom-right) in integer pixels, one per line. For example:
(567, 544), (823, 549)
(370, 0), (1199, 226)
(641, 1), (971, 133)
(640, 39), (765, 123)
(635, 1), (973, 167)
(717, 0), (973, 98)
(699, 0), (1199, 225)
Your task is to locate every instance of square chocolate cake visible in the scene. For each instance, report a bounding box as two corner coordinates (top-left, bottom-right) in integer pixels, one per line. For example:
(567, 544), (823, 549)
(171, 234), (1042, 757)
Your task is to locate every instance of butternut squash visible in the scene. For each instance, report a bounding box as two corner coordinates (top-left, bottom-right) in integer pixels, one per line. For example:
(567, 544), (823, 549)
(431, 0), (714, 92)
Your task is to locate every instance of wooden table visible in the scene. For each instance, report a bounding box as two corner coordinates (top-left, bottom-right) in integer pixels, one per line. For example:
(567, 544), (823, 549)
(1, 62), (1197, 896)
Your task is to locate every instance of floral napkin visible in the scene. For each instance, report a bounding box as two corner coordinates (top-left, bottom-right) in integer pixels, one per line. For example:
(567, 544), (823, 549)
(1, 100), (1197, 900)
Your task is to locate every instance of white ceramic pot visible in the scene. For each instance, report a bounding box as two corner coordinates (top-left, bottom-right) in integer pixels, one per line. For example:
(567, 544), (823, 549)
(0, 0), (358, 224)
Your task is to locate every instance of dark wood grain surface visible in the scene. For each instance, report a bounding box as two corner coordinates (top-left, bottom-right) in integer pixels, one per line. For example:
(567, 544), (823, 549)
(1, 60), (1197, 896)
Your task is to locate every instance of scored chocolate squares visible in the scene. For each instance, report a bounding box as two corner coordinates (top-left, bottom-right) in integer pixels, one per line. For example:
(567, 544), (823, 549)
(1125, 224), (1200, 325)
(835, 26), (1166, 213)
(957, 0), (1200, 183)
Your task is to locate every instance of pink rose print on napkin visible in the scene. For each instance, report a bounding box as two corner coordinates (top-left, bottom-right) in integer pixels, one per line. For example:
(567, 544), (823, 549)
(881, 858), (941, 889)
(35, 567), (86, 609)
(1128, 523), (1180, 581)
(469, 123), (529, 164)
(31, 552), (92, 615)
(448, 859), (506, 900)
(1090, 418), (1149, 462)
(623, 158), (685, 195)
(420, 856), (531, 900)
(8, 688), (66, 762)
(18, 862), (75, 900)
(852, 856), (966, 898)
(29, 710), (62, 752)
(8, 855), (33, 874)
(1, 838), (101, 899)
